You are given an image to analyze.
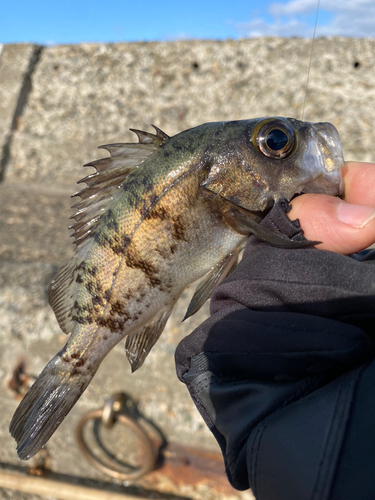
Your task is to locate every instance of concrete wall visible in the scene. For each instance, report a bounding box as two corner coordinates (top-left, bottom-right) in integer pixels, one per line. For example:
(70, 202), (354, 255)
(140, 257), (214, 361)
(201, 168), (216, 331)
(0, 38), (374, 498)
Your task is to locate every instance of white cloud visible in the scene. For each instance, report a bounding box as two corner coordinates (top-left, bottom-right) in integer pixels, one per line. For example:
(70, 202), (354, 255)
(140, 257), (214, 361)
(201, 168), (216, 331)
(269, 0), (321, 16)
(163, 32), (191, 42)
(237, 17), (309, 38)
(237, 0), (375, 38)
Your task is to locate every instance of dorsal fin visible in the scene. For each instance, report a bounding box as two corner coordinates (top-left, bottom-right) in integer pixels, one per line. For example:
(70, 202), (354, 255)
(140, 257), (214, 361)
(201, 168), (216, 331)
(49, 126), (169, 334)
(129, 126), (169, 145)
(48, 240), (90, 334)
(151, 124), (170, 142)
(69, 126), (169, 248)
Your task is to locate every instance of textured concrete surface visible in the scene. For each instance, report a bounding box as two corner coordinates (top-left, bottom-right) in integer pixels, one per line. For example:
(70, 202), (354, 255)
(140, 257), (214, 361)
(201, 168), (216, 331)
(0, 44), (41, 181)
(0, 37), (374, 500)
(0, 184), (72, 265)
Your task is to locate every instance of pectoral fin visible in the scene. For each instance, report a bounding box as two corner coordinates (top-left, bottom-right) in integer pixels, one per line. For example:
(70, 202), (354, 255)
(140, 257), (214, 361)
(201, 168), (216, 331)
(125, 308), (173, 372)
(228, 208), (319, 248)
(218, 196), (320, 249)
(183, 250), (240, 321)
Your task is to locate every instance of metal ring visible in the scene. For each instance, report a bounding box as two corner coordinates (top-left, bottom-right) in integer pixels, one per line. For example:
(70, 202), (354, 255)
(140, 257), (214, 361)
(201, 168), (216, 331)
(75, 408), (157, 480)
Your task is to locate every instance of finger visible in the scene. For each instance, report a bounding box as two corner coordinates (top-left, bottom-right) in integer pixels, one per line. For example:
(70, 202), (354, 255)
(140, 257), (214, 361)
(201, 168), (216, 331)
(342, 162), (375, 207)
(288, 194), (375, 254)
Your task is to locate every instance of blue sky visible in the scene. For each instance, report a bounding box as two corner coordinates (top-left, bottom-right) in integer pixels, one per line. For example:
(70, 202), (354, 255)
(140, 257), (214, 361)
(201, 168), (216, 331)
(0, 0), (374, 45)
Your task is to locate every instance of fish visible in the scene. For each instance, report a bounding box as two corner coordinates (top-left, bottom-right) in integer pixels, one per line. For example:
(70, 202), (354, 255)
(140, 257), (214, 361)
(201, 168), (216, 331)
(10, 117), (344, 460)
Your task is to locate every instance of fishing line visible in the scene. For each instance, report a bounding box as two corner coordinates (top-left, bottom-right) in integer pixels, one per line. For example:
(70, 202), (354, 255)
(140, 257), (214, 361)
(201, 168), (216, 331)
(301, 0), (321, 120)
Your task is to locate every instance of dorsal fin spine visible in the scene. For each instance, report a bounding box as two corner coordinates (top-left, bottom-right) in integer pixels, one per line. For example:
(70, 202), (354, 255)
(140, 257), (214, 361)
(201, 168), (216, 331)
(152, 124), (170, 142)
(69, 125), (170, 250)
(129, 128), (161, 145)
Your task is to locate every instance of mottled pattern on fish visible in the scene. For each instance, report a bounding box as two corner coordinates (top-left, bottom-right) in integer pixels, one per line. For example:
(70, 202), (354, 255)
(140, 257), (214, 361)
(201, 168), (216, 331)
(10, 118), (344, 460)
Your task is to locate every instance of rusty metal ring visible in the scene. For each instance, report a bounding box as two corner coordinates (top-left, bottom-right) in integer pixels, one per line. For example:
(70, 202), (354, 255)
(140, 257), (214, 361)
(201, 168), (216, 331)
(75, 408), (157, 480)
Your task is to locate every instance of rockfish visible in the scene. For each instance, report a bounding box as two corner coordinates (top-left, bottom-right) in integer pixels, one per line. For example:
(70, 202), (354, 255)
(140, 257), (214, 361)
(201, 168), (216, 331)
(10, 117), (344, 459)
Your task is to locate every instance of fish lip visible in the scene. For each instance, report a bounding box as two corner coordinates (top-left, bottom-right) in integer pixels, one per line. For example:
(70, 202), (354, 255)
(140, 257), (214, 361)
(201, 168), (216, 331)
(311, 122), (345, 173)
(296, 121), (345, 199)
(299, 167), (345, 198)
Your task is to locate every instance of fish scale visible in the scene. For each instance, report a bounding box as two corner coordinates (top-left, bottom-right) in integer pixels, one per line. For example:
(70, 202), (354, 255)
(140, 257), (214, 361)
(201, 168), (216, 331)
(10, 117), (344, 460)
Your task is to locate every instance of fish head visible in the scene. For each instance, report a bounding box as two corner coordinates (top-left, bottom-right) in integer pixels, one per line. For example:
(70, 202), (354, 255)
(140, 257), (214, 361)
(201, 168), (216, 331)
(203, 117), (345, 213)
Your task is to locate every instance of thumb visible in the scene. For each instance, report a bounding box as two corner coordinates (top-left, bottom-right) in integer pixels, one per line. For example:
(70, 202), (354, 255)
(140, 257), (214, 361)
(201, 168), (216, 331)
(288, 194), (375, 254)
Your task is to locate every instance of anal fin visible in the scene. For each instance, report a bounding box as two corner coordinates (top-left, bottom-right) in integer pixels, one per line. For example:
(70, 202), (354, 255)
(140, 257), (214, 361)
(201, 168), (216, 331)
(183, 250), (240, 321)
(125, 308), (173, 372)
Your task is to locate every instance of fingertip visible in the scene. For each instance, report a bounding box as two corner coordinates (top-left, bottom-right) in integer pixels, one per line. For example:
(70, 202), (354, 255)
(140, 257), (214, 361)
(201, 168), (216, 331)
(288, 194), (375, 254)
(336, 202), (375, 229)
(342, 162), (375, 206)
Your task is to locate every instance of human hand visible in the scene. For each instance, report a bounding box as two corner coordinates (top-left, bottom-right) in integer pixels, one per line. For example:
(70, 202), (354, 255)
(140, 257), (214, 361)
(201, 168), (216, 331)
(176, 162), (375, 494)
(288, 162), (375, 254)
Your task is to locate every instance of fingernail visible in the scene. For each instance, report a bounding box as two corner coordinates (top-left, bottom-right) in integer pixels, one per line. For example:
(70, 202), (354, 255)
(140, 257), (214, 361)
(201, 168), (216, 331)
(337, 202), (375, 228)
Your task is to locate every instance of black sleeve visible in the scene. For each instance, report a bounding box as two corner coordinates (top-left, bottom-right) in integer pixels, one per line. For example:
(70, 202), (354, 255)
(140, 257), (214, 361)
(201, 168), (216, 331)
(175, 202), (375, 500)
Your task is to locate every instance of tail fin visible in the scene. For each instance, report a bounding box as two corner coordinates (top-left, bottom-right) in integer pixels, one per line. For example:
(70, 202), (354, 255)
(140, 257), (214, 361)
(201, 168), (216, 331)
(9, 357), (92, 460)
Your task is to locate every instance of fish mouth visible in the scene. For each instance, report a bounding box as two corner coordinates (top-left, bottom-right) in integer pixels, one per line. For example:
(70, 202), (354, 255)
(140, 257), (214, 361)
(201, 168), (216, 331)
(297, 121), (345, 199)
(300, 168), (344, 198)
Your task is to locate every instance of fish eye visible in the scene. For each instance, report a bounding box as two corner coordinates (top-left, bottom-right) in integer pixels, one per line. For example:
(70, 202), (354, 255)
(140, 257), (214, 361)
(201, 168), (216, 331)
(255, 120), (295, 159)
(266, 129), (288, 150)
